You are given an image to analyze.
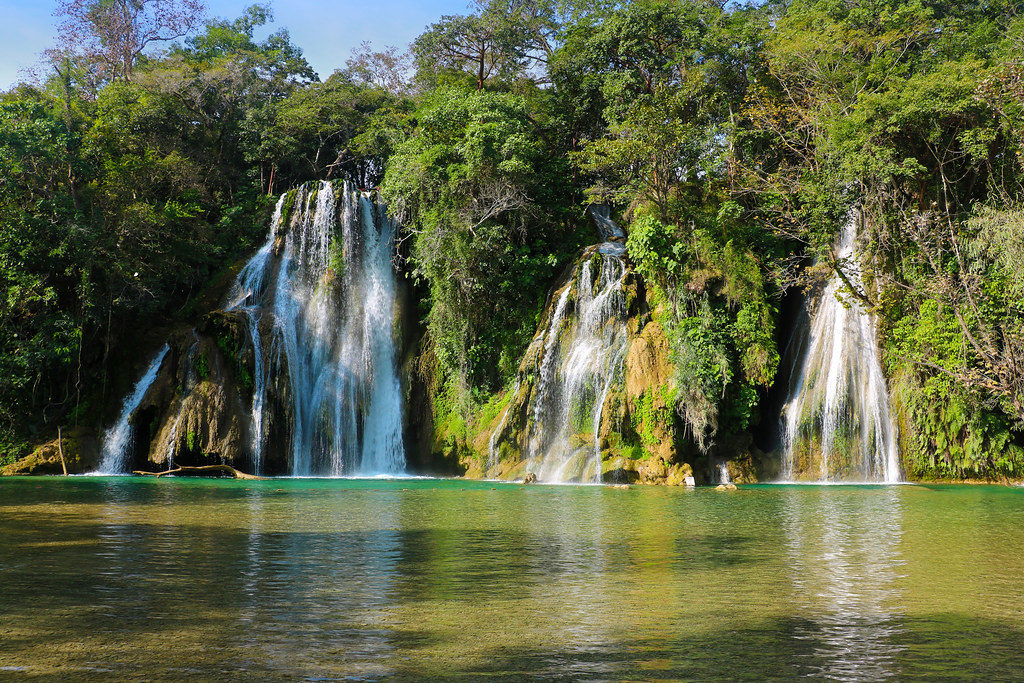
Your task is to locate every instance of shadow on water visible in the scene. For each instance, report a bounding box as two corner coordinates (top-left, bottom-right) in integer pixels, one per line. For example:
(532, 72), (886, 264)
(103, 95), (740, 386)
(433, 614), (1024, 681)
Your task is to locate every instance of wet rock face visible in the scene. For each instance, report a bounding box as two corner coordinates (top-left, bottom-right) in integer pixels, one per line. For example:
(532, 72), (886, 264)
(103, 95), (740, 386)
(599, 456), (692, 486)
(149, 373), (247, 469)
(621, 321), (678, 464)
(131, 313), (267, 473)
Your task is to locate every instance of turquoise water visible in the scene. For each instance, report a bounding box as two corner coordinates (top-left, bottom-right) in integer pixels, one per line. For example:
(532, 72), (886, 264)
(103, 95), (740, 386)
(1, 477), (1023, 678)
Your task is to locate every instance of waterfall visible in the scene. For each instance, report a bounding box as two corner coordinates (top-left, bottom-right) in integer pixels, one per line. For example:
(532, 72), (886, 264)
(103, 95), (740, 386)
(487, 207), (631, 484)
(226, 197), (281, 474)
(95, 344), (170, 474)
(781, 213), (899, 483)
(589, 205), (626, 241)
(522, 248), (630, 483)
(232, 181), (406, 476)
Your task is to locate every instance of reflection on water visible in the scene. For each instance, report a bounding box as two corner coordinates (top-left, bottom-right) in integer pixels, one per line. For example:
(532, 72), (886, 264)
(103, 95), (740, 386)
(1, 479), (1024, 678)
(525, 487), (615, 677)
(782, 487), (905, 679)
(234, 487), (405, 677)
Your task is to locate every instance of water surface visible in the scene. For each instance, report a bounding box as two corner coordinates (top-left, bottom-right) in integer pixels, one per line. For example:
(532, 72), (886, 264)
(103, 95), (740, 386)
(1, 478), (1022, 679)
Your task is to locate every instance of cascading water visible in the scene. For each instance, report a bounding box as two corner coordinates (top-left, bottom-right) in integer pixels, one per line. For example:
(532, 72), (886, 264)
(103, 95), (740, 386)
(95, 344), (170, 474)
(589, 205), (626, 241)
(780, 212), (899, 483)
(229, 180), (406, 476)
(225, 198), (281, 473)
(521, 245), (630, 483)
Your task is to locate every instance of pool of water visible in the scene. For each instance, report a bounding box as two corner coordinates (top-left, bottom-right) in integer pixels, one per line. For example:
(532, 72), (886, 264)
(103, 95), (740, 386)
(1, 478), (1022, 679)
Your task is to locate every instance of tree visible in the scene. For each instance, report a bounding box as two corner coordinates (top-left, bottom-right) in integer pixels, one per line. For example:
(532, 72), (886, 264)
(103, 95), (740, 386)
(262, 73), (398, 187)
(381, 87), (570, 394)
(0, 92), (88, 451)
(562, 0), (739, 220)
(412, 0), (558, 90)
(346, 42), (413, 97)
(173, 4), (317, 193)
(55, 0), (205, 83)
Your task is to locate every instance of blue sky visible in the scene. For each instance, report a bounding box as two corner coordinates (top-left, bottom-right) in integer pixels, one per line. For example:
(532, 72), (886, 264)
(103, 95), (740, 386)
(0, 0), (473, 88)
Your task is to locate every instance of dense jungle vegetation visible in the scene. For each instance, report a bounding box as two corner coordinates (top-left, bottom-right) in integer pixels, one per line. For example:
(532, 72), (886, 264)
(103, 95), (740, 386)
(2, 0), (1023, 478)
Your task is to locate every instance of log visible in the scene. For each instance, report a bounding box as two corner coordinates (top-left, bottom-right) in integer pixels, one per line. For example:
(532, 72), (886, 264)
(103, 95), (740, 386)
(132, 465), (265, 480)
(57, 426), (67, 476)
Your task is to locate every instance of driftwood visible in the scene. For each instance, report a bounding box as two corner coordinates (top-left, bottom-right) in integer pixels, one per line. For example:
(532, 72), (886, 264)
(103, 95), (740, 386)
(57, 426), (68, 476)
(132, 465), (265, 480)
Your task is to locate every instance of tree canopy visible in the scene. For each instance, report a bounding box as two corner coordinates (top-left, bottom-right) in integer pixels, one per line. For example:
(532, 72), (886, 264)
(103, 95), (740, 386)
(1, 0), (1022, 477)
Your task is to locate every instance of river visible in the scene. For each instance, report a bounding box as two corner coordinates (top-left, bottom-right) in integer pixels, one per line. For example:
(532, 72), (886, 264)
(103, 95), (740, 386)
(1, 478), (1022, 678)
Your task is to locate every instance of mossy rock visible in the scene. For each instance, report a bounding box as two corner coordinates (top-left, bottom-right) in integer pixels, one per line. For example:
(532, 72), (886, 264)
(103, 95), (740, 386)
(2, 426), (100, 475)
(599, 453), (692, 486)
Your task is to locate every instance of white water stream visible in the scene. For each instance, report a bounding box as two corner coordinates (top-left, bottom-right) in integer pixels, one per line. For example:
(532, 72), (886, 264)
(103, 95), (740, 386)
(229, 181), (406, 475)
(524, 249), (630, 482)
(780, 213), (899, 482)
(95, 344), (170, 474)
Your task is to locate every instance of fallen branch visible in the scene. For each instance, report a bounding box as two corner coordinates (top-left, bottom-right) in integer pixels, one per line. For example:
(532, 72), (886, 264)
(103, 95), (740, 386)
(133, 465), (265, 480)
(57, 426), (68, 476)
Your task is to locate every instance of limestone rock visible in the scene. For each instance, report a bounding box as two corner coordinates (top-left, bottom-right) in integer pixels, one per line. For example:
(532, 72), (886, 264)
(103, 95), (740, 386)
(624, 321), (672, 400)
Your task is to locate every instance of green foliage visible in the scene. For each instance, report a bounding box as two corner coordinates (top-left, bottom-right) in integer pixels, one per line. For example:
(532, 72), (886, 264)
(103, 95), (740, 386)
(2, 0), (1022, 480)
(886, 206), (1024, 477)
(381, 86), (581, 405)
(412, 0), (556, 91)
(195, 351), (210, 381)
(632, 386), (675, 452)
(0, 426), (28, 468)
(628, 207), (780, 451)
(256, 71), (404, 188)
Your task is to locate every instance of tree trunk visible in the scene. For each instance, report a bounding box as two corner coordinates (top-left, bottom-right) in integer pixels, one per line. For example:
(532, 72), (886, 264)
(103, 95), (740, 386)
(57, 426), (68, 476)
(133, 464), (265, 480)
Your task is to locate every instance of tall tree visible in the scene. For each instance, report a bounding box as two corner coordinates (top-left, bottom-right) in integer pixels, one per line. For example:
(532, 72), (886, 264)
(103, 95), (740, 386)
(55, 0), (205, 83)
(412, 0), (558, 90)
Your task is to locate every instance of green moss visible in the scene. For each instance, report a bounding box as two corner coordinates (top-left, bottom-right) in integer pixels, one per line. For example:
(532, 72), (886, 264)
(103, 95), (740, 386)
(215, 330), (252, 391)
(632, 385), (675, 456)
(195, 351), (210, 380)
(328, 240), (347, 282)
(279, 188), (298, 228)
